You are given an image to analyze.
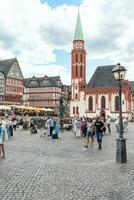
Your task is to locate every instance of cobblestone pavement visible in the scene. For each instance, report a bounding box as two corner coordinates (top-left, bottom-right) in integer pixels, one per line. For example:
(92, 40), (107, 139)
(0, 123), (134, 200)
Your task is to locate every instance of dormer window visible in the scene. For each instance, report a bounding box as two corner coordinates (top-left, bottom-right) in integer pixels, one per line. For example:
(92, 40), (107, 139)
(31, 80), (37, 85)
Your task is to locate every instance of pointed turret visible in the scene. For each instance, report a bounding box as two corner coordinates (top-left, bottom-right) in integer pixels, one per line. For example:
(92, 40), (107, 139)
(74, 11), (84, 41)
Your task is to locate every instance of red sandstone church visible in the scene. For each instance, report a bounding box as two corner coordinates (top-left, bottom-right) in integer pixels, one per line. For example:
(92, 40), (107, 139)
(70, 11), (134, 120)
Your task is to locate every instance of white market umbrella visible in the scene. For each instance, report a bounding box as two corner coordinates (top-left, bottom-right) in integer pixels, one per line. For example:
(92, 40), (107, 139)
(45, 108), (54, 112)
(0, 105), (11, 110)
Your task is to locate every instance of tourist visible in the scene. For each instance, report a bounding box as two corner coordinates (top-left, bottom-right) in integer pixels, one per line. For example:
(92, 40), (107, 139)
(81, 117), (87, 137)
(19, 118), (24, 131)
(0, 120), (8, 159)
(115, 117), (119, 132)
(101, 117), (107, 135)
(94, 117), (104, 150)
(75, 118), (81, 137)
(45, 117), (51, 136)
(49, 117), (54, 138)
(123, 117), (128, 132)
(84, 118), (94, 148)
(13, 119), (17, 131)
(9, 119), (13, 137)
(106, 115), (111, 133)
(73, 117), (77, 136)
(52, 120), (61, 139)
(29, 118), (34, 134)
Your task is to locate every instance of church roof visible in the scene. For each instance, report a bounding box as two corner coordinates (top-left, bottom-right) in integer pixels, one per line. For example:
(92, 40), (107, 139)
(87, 65), (119, 88)
(24, 76), (62, 88)
(129, 81), (134, 93)
(74, 11), (84, 41)
(0, 58), (18, 76)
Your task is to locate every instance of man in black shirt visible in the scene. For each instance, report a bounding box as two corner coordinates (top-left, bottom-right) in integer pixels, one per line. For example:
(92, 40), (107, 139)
(94, 117), (104, 150)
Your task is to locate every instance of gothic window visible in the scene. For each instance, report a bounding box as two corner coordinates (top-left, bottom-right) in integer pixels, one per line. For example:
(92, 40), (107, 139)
(115, 95), (119, 111)
(75, 93), (77, 99)
(80, 54), (83, 63)
(73, 107), (75, 114)
(80, 65), (82, 78)
(101, 96), (106, 109)
(76, 65), (78, 77)
(76, 106), (79, 114)
(88, 96), (93, 111)
(76, 54), (78, 63)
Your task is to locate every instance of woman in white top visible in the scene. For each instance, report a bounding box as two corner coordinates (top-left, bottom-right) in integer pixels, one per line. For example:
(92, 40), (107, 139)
(0, 121), (8, 159)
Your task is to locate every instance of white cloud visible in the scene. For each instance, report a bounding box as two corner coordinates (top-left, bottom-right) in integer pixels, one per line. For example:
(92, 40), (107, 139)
(0, 0), (134, 83)
(21, 62), (70, 85)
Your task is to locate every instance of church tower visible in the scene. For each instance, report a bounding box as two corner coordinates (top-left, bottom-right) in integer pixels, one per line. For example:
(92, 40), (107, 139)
(71, 11), (86, 102)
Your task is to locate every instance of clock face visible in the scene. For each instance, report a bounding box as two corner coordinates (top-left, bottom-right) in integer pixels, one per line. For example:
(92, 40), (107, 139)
(76, 42), (79, 48)
(80, 42), (83, 48)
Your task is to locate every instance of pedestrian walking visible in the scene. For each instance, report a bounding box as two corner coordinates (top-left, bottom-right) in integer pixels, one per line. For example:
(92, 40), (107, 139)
(81, 117), (87, 137)
(106, 115), (111, 133)
(75, 118), (81, 137)
(84, 118), (94, 149)
(9, 119), (13, 137)
(73, 118), (77, 136)
(49, 117), (54, 138)
(115, 117), (119, 132)
(19, 118), (24, 131)
(29, 118), (34, 134)
(13, 119), (17, 131)
(52, 120), (61, 139)
(94, 117), (104, 150)
(0, 120), (8, 159)
(101, 117), (107, 135)
(123, 117), (128, 132)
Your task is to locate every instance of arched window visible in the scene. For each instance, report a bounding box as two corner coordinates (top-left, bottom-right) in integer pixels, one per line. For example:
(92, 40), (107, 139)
(115, 95), (119, 111)
(80, 54), (83, 62)
(76, 106), (79, 114)
(80, 65), (82, 78)
(73, 107), (75, 114)
(76, 54), (78, 63)
(75, 93), (77, 99)
(101, 96), (106, 109)
(88, 96), (93, 111)
(76, 65), (78, 77)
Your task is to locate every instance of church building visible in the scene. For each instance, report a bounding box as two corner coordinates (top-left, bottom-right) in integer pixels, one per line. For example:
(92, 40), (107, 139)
(70, 12), (134, 120)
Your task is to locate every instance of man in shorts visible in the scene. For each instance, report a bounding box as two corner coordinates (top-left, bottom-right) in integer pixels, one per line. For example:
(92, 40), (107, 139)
(94, 117), (104, 150)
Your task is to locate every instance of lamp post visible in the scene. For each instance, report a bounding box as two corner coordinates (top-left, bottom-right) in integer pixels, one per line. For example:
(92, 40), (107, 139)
(112, 63), (127, 163)
(59, 95), (65, 131)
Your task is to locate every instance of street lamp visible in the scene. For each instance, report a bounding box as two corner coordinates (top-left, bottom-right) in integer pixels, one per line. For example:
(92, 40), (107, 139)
(112, 63), (127, 163)
(59, 95), (65, 131)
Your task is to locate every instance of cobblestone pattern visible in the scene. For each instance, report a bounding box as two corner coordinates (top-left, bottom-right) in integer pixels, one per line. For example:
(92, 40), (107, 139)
(0, 123), (134, 200)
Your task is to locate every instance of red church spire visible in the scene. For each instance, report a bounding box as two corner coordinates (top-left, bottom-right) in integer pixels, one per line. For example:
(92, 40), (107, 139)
(71, 10), (86, 101)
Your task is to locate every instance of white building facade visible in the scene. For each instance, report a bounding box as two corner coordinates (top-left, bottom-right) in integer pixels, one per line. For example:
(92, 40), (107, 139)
(70, 12), (134, 120)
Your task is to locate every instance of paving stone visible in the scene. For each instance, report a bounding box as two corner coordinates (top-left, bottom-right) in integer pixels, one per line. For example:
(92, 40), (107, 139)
(0, 123), (134, 199)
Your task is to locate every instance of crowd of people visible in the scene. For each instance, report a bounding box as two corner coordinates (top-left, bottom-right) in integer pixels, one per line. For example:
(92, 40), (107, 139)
(0, 112), (129, 159)
(72, 115), (129, 150)
(0, 114), (18, 159)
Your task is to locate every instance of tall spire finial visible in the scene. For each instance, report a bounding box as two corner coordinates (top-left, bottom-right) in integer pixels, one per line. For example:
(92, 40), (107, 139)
(74, 7), (84, 41)
(78, 3), (80, 12)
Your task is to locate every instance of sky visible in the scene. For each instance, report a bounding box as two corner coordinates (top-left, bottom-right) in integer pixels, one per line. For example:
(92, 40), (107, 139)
(0, 0), (134, 85)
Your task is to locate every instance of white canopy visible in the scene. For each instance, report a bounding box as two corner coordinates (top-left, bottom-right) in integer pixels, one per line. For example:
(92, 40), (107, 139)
(0, 105), (11, 110)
